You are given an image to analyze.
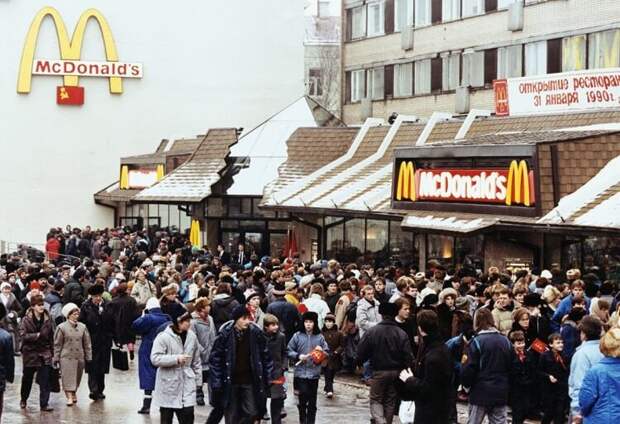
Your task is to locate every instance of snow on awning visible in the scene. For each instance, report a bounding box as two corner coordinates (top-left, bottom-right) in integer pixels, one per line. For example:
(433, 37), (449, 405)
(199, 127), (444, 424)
(401, 212), (499, 234)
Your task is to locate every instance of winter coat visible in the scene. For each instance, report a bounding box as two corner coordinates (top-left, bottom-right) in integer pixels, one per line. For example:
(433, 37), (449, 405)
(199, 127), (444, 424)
(130, 280), (157, 309)
(462, 329), (512, 407)
(579, 357), (620, 424)
(302, 294), (331, 329)
(79, 298), (113, 374)
(190, 313), (216, 371)
(355, 297), (381, 339)
(539, 349), (570, 400)
(210, 294), (240, 331)
(160, 298), (187, 323)
(151, 325), (202, 409)
(266, 298), (300, 342)
(560, 320), (581, 358)
(266, 331), (287, 400)
(287, 330), (329, 379)
(0, 328), (15, 392)
(208, 321), (274, 416)
(509, 349), (537, 403)
(44, 291), (64, 326)
(492, 303), (514, 335)
(131, 308), (171, 390)
(357, 319), (413, 371)
(322, 327), (344, 370)
(53, 320), (93, 391)
(569, 340), (604, 416)
(436, 303), (455, 341)
(19, 308), (54, 367)
(334, 293), (354, 330)
(108, 294), (139, 345)
(63, 279), (86, 307)
(552, 295), (591, 331)
(403, 335), (453, 424)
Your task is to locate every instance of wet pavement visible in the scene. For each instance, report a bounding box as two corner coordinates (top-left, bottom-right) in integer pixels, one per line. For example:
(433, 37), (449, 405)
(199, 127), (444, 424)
(3, 355), (372, 424)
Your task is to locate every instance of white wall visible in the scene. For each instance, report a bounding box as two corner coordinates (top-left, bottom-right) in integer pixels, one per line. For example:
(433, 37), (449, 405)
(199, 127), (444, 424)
(0, 0), (304, 245)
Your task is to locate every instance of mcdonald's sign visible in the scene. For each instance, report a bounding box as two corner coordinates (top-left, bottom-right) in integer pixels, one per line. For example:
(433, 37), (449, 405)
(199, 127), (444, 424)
(17, 7), (143, 104)
(393, 160), (535, 207)
(494, 79), (510, 116)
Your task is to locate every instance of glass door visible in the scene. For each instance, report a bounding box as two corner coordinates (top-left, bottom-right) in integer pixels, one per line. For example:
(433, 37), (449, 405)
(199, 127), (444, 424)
(244, 232), (263, 256)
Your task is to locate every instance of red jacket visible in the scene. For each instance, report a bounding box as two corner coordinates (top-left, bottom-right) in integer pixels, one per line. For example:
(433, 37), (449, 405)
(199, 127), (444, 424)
(45, 238), (60, 260)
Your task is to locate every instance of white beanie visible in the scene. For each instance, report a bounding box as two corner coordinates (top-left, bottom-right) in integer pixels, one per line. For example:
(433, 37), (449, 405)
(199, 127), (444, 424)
(62, 303), (79, 318)
(0, 282), (11, 291)
(146, 297), (160, 311)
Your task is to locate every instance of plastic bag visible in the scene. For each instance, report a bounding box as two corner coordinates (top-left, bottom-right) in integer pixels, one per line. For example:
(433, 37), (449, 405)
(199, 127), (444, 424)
(398, 400), (416, 424)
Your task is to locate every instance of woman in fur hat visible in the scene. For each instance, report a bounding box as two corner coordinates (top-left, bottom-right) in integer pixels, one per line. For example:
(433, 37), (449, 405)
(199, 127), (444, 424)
(437, 287), (458, 341)
(53, 302), (92, 406)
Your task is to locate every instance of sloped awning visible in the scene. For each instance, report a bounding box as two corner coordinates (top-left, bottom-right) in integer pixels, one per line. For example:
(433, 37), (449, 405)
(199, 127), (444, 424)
(134, 128), (238, 203)
(401, 211), (499, 234)
(538, 155), (620, 230)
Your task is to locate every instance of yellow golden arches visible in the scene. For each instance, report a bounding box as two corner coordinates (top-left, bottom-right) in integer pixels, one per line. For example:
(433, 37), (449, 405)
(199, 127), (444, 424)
(119, 165), (129, 189)
(156, 164), (165, 181)
(506, 160), (531, 206)
(17, 7), (122, 94)
(396, 161), (416, 201)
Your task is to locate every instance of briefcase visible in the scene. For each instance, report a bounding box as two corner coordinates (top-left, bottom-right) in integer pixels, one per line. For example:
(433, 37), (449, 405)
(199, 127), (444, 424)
(112, 345), (129, 371)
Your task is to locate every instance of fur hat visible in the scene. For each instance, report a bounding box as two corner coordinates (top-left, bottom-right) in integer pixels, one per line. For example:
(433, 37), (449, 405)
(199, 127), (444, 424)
(146, 297), (160, 311)
(540, 270), (553, 279)
(172, 311), (191, 326)
(301, 311), (320, 334)
(88, 284), (105, 296)
(285, 281), (297, 292)
(29, 294), (45, 307)
(324, 313), (336, 323)
(161, 283), (179, 296)
(455, 296), (470, 311)
(567, 307), (587, 323)
(414, 272), (426, 282)
(272, 282), (286, 296)
(566, 269), (581, 280)
(417, 287), (436, 307)
(245, 290), (260, 303)
(439, 287), (458, 304)
(378, 302), (399, 318)
(62, 303), (79, 318)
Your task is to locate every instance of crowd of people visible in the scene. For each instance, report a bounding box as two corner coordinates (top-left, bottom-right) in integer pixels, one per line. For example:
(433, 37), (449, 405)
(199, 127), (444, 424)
(0, 225), (619, 424)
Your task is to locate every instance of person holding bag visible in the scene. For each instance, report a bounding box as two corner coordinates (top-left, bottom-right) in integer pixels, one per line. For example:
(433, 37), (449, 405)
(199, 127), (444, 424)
(53, 302), (93, 406)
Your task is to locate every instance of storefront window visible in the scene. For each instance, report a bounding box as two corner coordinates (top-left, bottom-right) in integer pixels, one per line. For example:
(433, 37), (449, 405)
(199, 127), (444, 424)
(344, 219), (365, 263)
(427, 234), (454, 268)
(366, 219), (388, 265)
(455, 235), (484, 272)
(326, 222), (344, 260)
(221, 220), (239, 229)
(582, 236), (620, 282)
(390, 221), (418, 268)
(160, 204), (169, 228)
(180, 211), (191, 233)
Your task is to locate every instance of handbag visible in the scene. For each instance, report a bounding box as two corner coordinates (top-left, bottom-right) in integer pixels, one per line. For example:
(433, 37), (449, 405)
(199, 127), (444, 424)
(47, 366), (61, 393)
(398, 400), (416, 423)
(112, 345), (129, 371)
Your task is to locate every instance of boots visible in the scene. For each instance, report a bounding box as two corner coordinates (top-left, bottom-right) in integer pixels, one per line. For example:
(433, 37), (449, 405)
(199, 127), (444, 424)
(137, 397), (151, 414)
(196, 386), (205, 406)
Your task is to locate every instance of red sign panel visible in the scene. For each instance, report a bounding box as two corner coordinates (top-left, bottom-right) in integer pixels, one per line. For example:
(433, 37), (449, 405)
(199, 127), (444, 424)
(56, 85), (84, 106)
(494, 79), (509, 116)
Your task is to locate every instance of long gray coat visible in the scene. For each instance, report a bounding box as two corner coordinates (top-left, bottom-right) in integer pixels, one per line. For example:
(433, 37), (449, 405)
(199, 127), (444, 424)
(190, 313), (216, 371)
(150, 325), (202, 409)
(53, 320), (92, 391)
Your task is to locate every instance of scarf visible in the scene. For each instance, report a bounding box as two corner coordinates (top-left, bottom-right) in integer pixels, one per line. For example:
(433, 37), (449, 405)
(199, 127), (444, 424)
(516, 349), (526, 363)
(553, 351), (566, 370)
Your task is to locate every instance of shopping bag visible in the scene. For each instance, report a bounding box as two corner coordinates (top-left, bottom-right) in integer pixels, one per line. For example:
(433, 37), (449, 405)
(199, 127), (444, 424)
(530, 338), (549, 354)
(112, 345), (129, 371)
(398, 400), (416, 423)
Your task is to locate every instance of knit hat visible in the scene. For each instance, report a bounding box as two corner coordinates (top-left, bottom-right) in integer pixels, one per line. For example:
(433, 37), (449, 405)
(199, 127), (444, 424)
(245, 290), (260, 303)
(115, 272), (126, 281)
(378, 302), (399, 318)
(540, 270), (552, 279)
(455, 296), (470, 311)
(29, 281), (41, 291)
(0, 282), (11, 291)
(231, 304), (250, 322)
(146, 297), (160, 310)
(62, 303), (80, 318)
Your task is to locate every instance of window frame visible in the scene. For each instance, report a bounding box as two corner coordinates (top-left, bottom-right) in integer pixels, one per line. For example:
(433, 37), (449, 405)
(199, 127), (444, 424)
(366, 0), (386, 37)
(351, 69), (366, 102)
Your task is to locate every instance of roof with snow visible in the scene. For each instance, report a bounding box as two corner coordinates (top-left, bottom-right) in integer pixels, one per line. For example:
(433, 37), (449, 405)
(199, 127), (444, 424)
(538, 155), (620, 229)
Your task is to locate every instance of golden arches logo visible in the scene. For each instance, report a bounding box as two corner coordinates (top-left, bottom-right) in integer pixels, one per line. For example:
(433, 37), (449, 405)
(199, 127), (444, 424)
(17, 7), (122, 94)
(506, 160), (531, 206)
(396, 161), (416, 201)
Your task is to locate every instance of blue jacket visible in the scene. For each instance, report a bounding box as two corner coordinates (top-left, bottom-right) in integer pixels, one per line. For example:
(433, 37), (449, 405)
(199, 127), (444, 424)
(551, 295), (591, 331)
(266, 298), (300, 343)
(131, 308), (171, 390)
(287, 331), (329, 379)
(569, 340), (604, 415)
(579, 357), (620, 423)
(560, 321), (581, 359)
(0, 328), (15, 392)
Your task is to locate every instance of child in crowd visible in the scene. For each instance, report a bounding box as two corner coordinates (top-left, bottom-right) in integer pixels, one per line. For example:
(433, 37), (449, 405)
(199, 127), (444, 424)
(321, 313), (344, 398)
(287, 311), (329, 424)
(509, 331), (536, 424)
(560, 306), (587, 359)
(539, 333), (570, 424)
(263, 314), (287, 424)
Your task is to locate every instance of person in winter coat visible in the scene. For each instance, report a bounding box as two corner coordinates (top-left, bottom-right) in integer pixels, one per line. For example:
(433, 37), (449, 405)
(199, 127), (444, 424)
(356, 285), (381, 382)
(561, 307), (588, 359)
(322, 313), (344, 398)
(19, 295), (54, 411)
(302, 283), (331, 329)
(539, 333), (570, 424)
(44, 281), (64, 326)
(266, 282), (301, 343)
(491, 287), (514, 335)
(245, 290), (266, 329)
(160, 283), (187, 323)
(264, 313), (288, 424)
(399, 309), (453, 424)
(0, 304), (15, 421)
(130, 270), (157, 310)
(53, 302), (93, 406)
(0, 281), (22, 353)
(151, 311), (202, 424)
(437, 287), (458, 341)
(209, 304), (274, 424)
(131, 297), (171, 414)
(579, 327), (620, 424)
(63, 268), (87, 307)
(79, 284), (113, 400)
(508, 331), (537, 424)
(190, 297), (216, 407)
(551, 280), (590, 331)
(462, 307), (513, 424)
(210, 283), (240, 331)
(357, 303), (413, 424)
(288, 311), (329, 424)
(108, 283), (139, 359)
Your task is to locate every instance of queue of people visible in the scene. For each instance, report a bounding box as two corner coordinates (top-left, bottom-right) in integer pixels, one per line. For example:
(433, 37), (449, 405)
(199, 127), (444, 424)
(0, 224), (618, 423)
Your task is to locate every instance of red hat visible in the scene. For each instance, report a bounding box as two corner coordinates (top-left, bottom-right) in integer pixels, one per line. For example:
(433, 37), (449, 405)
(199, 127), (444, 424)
(29, 281), (41, 291)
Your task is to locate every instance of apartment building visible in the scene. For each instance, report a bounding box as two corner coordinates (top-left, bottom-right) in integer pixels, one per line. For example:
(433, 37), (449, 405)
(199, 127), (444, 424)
(341, 0), (620, 123)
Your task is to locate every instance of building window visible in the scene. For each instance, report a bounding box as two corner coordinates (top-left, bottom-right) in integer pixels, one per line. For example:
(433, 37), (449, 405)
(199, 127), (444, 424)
(562, 35), (587, 72)
(461, 50), (484, 87)
(366, 220), (389, 264)
(588, 29), (620, 69)
(442, 53), (460, 91)
(367, 67), (385, 100)
(308, 68), (323, 96)
(344, 219), (365, 262)
(318, 0), (331, 17)
(427, 234), (454, 268)
(395, 0), (414, 32)
(414, 0), (431, 27)
(367, 1), (385, 37)
(462, 0), (484, 18)
(414, 59), (431, 95)
(394, 63), (413, 97)
(442, 0), (461, 22)
(525, 40), (547, 76)
(497, 44), (523, 78)
(390, 221), (418, 268)
(497, 0), (517, 9)
(351, 6), (367, 39)
(351, 69), (366, 102)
